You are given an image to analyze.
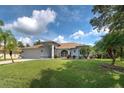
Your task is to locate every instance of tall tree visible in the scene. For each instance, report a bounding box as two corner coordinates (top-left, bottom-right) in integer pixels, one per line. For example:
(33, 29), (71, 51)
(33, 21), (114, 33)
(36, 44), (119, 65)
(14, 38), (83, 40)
(7, 36), (17, 63)
(0, 29), (17, 60)
(95, 31), (124, 65)
(90, 5), (124, 64)
(0, 20), (18, 62)
(18, 41), (24, 48)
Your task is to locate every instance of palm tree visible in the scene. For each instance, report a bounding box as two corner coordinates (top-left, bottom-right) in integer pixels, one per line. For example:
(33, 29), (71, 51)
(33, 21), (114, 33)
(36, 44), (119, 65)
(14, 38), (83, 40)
(0, 20), (6, 60)
(7, 35), (17, 63)
(0, 30), (13, 60)
(0, 20), (18, 62)
(0, 29), (17, 61)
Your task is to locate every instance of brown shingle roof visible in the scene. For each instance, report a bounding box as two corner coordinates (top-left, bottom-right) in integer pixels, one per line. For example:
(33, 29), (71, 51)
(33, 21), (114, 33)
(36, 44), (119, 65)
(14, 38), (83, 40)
(57, 43), (82, 49)
(41, 41), (60, 46)
(22, 41), (60, 49)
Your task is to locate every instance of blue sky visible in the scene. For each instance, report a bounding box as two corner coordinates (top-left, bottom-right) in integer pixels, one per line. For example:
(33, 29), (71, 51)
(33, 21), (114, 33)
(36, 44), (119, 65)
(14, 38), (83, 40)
(0, 5), (108, 46)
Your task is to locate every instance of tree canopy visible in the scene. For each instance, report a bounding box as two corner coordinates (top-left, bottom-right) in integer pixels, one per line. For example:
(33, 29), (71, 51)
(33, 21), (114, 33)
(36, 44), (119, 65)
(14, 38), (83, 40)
(91, 5), (124, 65)
(95, 31), (124, 65)
(0, 20), (17, 62)
(90, 5), (124, 32)
(34, 40), (42, 45)
(80, 45), (91, 59)
(18, 41), (24, 48)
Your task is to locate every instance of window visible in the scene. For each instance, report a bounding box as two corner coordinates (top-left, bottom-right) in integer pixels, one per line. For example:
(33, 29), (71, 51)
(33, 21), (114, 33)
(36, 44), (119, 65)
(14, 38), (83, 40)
(73, 50), (76, 53)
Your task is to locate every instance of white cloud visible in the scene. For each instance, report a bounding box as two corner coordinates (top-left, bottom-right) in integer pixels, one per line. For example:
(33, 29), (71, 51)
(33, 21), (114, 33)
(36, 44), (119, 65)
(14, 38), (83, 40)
(84, 43), (95, 46)
(87, 28), (109, 36)
(70, 28), (109, 40)
(54, 35), (66, 43)
(70, 30), (84, 39)
(18, 37), (33, 46)
(4, 8), (56, 35)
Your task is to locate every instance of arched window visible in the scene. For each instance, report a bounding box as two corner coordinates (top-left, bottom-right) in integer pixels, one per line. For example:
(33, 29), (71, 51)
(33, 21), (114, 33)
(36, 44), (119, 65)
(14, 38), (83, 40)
(61, 50), (68, 57)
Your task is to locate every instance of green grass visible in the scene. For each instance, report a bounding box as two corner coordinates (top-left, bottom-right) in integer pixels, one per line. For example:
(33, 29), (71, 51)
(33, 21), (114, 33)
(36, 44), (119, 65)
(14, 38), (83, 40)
(0, 59), (124, 88)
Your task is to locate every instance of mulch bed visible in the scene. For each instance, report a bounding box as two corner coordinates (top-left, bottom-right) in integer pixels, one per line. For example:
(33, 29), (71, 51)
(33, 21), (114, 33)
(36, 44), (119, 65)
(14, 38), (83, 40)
(100, 63), (124, 73)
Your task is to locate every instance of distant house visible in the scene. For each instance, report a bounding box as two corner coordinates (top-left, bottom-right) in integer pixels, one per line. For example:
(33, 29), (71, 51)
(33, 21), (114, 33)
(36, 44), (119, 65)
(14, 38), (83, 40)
(0, 47), (21, 59)
(21, 41), (83, 59)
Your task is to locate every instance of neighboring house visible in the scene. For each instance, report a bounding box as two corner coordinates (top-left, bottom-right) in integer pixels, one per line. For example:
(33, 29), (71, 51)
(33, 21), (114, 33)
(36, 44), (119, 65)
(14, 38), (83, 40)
(21, 41), (83, 59)
(0, 47), (21, 59)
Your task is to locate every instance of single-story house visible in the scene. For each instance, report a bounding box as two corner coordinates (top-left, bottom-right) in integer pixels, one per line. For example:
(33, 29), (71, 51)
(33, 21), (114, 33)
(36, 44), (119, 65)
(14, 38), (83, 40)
(21, 41), (83, 59)
(0, 47), (21, 59)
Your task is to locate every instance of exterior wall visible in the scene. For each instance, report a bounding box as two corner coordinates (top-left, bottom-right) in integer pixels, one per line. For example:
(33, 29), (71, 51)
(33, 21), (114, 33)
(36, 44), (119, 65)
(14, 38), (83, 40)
(70, 48), (80, 58)
(20, 43), (81, 59)
(55, 49), (62, 57)
(21, 47), (51, 59)
(55, 47), (81, 58)
(75, 48), (81, 58)
(55, 49), (71, 57)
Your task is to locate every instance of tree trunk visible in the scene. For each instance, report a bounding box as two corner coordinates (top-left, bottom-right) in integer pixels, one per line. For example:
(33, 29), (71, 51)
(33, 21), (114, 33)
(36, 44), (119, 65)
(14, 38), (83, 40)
(10, 55), (14, 63)
(3, 40), (6, 60)
(120, 47), (123, 61)
(9, 50), (14, 63)
(107, 48), (116, 65)
(111, 57), (116, 65)
(86, 52), (90, 59)
(82, 54), (87, 59)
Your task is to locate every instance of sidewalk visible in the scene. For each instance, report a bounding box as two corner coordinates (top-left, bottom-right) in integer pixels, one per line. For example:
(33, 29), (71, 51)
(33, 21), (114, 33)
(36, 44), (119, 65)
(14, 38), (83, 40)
(0, 59), (35, 65)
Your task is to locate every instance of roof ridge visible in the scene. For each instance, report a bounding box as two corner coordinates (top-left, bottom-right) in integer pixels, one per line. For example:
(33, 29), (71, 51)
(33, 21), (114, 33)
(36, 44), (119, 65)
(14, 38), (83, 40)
(60, 42), (80, 44)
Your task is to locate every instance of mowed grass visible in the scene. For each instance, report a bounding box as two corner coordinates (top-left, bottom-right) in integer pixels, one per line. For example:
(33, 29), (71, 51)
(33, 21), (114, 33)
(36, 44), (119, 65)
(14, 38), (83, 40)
(0, 59), (124, 88)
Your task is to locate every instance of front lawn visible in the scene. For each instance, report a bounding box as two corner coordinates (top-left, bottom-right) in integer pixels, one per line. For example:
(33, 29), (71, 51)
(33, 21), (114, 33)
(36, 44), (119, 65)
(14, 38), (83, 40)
(0, 59), (124, 88)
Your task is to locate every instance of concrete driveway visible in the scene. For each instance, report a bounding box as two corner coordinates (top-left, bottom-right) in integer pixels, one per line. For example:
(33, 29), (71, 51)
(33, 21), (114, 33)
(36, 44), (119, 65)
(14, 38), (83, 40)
(0, 59), (36, 65)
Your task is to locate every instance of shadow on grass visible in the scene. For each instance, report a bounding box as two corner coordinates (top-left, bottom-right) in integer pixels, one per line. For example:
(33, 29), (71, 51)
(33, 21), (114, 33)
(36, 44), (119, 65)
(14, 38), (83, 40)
(30, 61), (124, 88)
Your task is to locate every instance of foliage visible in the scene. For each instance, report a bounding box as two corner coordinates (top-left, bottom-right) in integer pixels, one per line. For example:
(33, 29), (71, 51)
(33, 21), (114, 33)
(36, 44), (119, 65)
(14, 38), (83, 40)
(95, 31), (124, 64)
(0, 20), (4, 26)
(34, 40), (42, 45)
(0, 28), (17, 61)
(6, 36), (17, 51)
(95, 31), (124, 53)
(80, 45), (91, 59)
(91, 5), (124, 64)
(90, 5), (124, 32)
(18, 41), (24, 48)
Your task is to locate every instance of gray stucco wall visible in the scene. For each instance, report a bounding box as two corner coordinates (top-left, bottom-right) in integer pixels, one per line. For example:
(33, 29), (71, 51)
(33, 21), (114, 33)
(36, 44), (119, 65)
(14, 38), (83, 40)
(55, 47), (81, 58)
(21, 47), (51, 59)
